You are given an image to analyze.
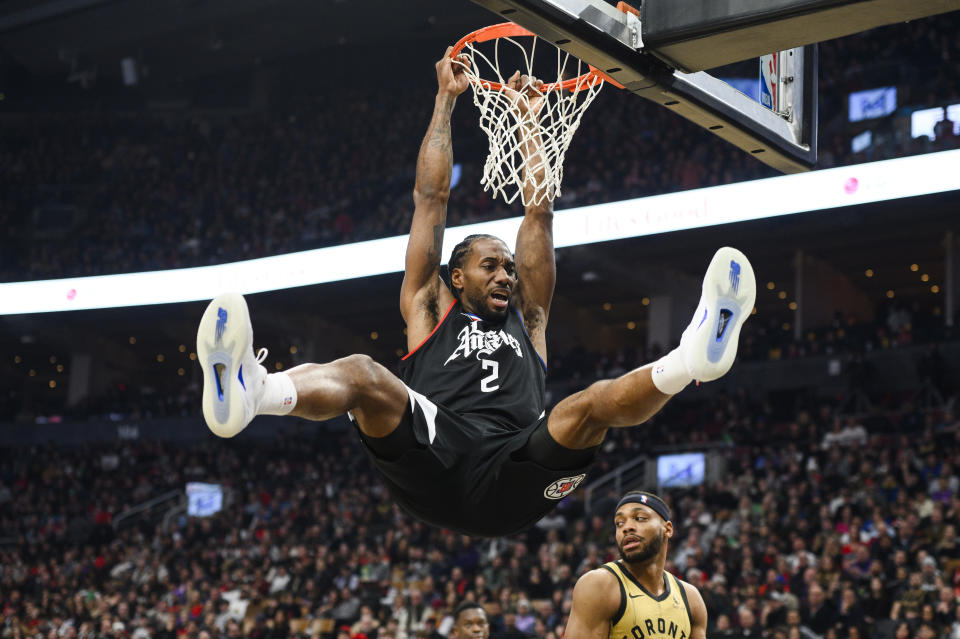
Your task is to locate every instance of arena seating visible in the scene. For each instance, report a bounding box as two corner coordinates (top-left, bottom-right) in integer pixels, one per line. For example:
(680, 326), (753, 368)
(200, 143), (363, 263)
(0, 14), (957, 282)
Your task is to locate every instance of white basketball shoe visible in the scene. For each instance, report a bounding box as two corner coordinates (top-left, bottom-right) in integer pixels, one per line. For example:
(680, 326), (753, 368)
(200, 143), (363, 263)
(197, 292), (268, 437)
(680, 247), (756, 382)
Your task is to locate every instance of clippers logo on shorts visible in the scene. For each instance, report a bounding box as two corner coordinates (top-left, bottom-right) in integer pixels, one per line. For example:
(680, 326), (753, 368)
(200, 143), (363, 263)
(444, 323), (523, 365)
(543, 474), (586, 499)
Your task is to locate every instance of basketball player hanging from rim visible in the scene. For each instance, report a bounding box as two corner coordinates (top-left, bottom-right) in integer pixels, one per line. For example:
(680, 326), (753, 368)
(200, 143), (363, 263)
(197, 48), (757, 537)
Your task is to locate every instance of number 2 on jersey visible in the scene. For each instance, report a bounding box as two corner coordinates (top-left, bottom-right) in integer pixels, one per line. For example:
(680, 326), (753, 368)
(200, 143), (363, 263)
(480, 359), (500, 392)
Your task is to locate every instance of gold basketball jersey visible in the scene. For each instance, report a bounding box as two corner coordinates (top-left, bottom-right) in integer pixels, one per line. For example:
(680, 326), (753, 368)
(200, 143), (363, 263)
(602, 561), (692, 639)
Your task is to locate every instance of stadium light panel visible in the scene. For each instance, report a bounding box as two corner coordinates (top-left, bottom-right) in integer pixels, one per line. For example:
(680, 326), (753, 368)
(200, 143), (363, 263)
(0, 150), (958, 315)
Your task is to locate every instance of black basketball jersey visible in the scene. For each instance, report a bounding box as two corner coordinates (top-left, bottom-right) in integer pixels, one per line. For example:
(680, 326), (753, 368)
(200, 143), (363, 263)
(399, 299), (546, 430)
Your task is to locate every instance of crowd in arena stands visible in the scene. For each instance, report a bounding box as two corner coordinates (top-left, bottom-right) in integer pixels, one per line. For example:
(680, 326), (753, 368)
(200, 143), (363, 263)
(734, 301), (955, 364)
(1, 294), (956, 425)
(3, 387), (960, 639)
(1, 13), (959, 282)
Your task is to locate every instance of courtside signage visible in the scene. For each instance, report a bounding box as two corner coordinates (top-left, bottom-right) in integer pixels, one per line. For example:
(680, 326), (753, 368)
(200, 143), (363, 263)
(2, 150), (959, 314)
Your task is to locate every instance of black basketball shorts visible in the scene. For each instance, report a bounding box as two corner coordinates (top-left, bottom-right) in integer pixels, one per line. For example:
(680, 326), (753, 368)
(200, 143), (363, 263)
(350, 384), (596, 537)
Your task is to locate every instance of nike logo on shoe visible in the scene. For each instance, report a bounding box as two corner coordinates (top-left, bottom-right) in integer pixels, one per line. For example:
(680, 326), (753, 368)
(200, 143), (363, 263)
(696, 308), (708, 329)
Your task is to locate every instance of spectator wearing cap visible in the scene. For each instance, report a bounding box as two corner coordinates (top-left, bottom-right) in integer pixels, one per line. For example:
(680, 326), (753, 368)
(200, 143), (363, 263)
(919, 556), (940, 595)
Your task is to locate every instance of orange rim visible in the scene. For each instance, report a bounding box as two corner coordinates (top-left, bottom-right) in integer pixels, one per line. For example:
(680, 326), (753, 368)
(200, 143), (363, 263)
(450, 23), (624, 92)
(616, 1), (640, 17)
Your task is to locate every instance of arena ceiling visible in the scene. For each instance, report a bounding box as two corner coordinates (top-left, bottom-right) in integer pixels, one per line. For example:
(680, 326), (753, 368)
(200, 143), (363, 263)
(0, 0), (494, 81)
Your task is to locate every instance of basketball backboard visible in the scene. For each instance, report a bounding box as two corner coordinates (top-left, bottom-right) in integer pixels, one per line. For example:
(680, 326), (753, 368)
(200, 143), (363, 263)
(469, 0), (960, 173)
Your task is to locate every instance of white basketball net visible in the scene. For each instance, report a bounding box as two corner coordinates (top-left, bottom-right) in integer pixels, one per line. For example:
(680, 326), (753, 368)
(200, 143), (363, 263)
(455, 32), (605, 206)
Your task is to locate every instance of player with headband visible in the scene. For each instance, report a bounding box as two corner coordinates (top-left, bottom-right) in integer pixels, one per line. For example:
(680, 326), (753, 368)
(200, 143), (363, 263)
(567, 491), (708, 639)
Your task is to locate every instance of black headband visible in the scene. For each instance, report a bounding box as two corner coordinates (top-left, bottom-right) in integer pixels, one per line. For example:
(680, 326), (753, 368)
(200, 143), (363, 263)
(616, 492), (671, 522)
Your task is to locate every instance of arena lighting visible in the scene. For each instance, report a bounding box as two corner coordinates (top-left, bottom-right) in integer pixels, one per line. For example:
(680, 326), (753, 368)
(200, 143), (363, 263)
(1, 150), (959, 315)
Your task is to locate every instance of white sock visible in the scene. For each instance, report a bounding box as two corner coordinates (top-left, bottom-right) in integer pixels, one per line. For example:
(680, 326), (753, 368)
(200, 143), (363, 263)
(259, 372), (297, 416)
(650, 347), (692, 395)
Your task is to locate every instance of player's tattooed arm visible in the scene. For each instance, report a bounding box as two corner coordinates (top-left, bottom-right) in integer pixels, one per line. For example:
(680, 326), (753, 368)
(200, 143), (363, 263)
(504, 73), (555, 363)
(515, 199), (554, 363)
(419, 223), (445, 324)
(401, 49), (469, 349)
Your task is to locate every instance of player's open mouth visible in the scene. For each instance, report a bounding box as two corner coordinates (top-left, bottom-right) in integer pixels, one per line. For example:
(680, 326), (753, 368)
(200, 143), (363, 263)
(490, 290), (509, 309)
(622, 537), (641, 551)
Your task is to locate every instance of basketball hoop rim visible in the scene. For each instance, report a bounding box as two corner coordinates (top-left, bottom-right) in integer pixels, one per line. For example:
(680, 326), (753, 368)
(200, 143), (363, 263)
(450, 22), (624, 91)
